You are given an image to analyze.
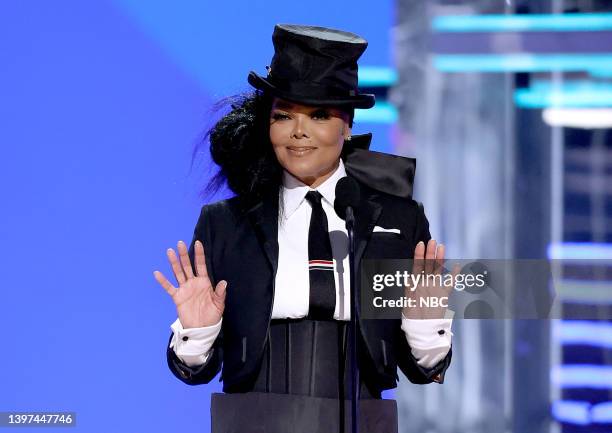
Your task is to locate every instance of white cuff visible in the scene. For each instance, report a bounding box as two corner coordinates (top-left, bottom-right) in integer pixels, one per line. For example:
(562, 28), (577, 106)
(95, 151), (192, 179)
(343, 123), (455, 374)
(401, 314), (453, 369)
(169, 317), (222, 367)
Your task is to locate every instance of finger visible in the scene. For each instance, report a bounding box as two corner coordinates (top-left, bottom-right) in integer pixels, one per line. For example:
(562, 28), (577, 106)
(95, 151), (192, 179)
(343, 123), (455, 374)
(434, 243), (445, 274)
(412, 241), (426, 278)
(194, 240), (209, 279)
(451, 263), (460, 278)
(153, 270), (178, 297)
(212, 280), (228, 310)
(449, 263), (461, 294)
(167, 248), (186, 285)
(214, 280), (228, 299)
(425, 239), (437, 274)
(177, 240), (194, 279)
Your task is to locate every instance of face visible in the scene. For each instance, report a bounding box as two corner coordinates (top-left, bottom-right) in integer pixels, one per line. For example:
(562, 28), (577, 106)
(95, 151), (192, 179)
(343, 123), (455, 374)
(269, 97), (351, 188)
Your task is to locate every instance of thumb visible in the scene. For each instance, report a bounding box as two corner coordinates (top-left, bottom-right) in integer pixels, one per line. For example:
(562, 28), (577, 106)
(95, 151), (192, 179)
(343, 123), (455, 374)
(214, 280), (228, 300)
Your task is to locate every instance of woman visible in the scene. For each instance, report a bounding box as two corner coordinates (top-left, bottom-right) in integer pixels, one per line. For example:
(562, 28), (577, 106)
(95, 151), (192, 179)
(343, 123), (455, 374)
(153, 24), (453, 433)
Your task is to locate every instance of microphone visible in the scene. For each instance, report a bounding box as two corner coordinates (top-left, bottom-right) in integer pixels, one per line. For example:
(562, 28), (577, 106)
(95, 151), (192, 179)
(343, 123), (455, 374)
(334, 176), (362, 433)
(334, 177), (361, 222)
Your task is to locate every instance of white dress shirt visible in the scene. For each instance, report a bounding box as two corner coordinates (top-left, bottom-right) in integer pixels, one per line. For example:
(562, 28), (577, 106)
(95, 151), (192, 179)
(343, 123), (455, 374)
(170, 159), (453, 370)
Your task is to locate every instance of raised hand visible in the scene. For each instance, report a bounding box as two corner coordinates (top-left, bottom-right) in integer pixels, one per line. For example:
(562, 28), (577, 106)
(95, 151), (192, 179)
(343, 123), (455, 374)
(403, 239), (458, 320)
(154, 240), (227, 328)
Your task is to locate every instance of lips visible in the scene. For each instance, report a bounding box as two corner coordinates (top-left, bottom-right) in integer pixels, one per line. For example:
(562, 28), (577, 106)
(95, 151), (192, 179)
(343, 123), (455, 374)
(287, 146), (316, 156)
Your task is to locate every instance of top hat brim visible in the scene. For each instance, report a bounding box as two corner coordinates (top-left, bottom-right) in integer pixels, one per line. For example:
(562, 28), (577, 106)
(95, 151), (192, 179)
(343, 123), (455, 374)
(247, 71), (375, 109)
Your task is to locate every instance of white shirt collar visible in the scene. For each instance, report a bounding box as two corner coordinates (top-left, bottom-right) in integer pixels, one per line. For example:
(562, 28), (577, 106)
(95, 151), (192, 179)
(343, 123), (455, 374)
(281, 158), (347, 219)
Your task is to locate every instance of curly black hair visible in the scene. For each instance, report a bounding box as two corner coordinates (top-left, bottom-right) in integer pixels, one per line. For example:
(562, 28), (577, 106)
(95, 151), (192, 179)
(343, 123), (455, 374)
(191, 90), (354, 210)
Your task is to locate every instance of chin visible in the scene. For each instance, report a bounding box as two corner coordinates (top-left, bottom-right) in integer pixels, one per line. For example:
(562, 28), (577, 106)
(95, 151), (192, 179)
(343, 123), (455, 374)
(281, 154), (312, 168)
(286, 166), (316, 180)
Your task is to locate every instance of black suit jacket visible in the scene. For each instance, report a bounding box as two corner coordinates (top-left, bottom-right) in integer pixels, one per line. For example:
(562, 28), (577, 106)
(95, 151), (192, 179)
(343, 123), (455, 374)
(166, 176), (452, 391)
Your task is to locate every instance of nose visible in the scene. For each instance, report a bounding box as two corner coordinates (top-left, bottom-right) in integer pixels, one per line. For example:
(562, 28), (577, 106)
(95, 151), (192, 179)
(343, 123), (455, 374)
(290, 115), (309, 139)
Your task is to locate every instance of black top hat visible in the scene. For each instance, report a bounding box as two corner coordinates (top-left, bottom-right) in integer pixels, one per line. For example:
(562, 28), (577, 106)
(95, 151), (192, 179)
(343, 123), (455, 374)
(248, 24), (375, 109)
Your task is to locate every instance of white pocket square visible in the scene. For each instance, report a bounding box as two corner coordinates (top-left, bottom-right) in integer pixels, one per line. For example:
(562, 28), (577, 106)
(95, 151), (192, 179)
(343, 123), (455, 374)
(373, 225), (401, 234)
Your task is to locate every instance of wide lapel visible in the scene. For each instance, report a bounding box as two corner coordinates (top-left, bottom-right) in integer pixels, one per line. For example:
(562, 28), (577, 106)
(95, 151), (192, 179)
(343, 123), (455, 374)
(351, 180), (384, 364)
(245, 189), (280, 276)
(353, 181), (383, 266)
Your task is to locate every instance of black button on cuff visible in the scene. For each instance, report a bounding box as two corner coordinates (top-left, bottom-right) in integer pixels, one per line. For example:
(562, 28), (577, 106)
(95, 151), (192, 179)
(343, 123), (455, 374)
(182, 336), (189, 341)
(437, 330), (445, 335)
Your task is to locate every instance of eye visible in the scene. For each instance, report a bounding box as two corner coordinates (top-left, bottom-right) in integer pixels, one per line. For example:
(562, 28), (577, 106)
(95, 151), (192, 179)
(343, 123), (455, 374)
(271, 112), (289, 121)
(312, 109), (330, 120)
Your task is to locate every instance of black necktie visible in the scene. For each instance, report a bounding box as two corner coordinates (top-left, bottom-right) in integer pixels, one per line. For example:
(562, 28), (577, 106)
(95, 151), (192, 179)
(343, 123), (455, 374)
(305, 190), (336, 319)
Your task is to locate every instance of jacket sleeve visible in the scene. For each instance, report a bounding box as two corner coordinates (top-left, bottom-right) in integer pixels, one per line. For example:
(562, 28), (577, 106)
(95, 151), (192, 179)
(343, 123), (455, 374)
(396, 200), (453, 384)
(166, 204), (224, 385)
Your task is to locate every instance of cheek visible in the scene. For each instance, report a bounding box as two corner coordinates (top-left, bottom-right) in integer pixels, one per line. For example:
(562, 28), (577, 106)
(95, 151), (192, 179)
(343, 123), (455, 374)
(310, 135), (343, 167)
(311, 123), (344, 148)
(269, 124), (286, 148)
(269, 126), (289, 167)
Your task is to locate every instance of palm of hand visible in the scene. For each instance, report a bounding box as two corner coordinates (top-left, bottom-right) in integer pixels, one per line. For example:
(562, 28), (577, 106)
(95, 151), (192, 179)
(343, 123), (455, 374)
(154, 239), (227, 329)
(403, 239), (458, 320)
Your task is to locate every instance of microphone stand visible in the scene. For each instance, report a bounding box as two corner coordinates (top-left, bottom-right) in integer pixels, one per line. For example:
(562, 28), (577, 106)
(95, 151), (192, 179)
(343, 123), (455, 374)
(345, 206), (359, 433)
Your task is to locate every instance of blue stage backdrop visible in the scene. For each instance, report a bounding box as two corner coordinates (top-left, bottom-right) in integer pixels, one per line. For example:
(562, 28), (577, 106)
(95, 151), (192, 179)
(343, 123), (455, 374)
(0, 1), (393, 432)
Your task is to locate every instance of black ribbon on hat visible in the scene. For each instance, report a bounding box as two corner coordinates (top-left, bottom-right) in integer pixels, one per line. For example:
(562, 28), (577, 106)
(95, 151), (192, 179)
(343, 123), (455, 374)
(341, 133), (415, 199)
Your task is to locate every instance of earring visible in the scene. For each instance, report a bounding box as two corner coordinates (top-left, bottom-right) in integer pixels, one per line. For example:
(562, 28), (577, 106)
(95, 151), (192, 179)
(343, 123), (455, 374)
(346, 135), (352, 141)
